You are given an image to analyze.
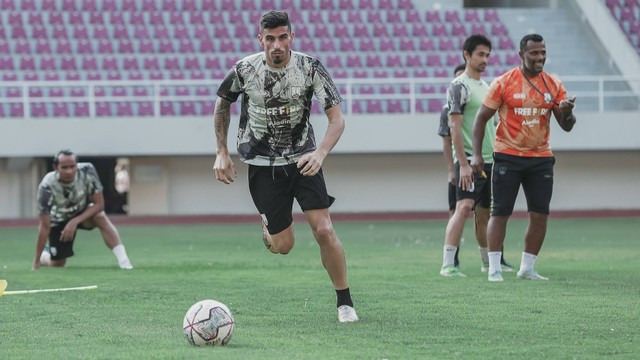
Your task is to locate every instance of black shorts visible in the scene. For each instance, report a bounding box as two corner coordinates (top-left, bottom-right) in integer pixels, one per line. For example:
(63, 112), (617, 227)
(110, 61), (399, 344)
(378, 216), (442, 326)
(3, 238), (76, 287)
(248, 163), (335, 235)
(454, 161), (492, 209)
(447, 182), (456, 211)
(491, 153), (555, 216)
(48, 222), (92, 260)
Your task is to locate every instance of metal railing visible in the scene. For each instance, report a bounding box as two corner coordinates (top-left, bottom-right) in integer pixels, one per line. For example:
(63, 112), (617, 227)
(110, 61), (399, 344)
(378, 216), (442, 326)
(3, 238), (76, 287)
(1, 75), (638, 118)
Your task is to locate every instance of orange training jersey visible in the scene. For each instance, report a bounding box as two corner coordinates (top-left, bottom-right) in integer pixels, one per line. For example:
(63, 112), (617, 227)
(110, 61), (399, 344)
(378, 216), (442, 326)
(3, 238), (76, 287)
(483, 67), (567, 157)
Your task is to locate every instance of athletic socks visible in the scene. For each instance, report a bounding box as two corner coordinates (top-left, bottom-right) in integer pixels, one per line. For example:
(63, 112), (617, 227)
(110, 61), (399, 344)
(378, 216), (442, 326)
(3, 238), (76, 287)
(488, 251), (502, 274)
(519, 252), (537, 273)
(112, 244), (133, 269)
(443, 245), (457, 267)
(336, 287), (354, 308)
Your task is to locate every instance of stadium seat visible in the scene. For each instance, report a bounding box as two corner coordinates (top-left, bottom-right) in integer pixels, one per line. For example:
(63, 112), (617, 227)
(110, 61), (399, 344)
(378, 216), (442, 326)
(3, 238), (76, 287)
(0, 55), (14, 70)
(52, 103), (70, 117)
(386, 54), (402, 67)
(386, 10), (402, 23)
(74, 102), (89, 117)
(365, 54), (382, 67)
(137, 102), (154, 117)
(36, 39), (52, 54)
(359, 38), (376, 52)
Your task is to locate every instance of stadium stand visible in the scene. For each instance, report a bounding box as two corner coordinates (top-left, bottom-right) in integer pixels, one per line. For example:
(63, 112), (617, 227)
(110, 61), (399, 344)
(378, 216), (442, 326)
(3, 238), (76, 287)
(0, 0), (521, 117)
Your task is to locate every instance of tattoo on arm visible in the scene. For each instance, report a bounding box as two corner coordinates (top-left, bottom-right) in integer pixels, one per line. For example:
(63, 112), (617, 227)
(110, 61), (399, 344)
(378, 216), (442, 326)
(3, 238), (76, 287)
(214, 98), (232, 149)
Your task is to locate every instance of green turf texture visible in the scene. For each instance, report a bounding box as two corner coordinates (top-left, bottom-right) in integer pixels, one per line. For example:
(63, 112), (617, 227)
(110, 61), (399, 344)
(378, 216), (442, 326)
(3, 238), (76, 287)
(1, 218), (638, 359)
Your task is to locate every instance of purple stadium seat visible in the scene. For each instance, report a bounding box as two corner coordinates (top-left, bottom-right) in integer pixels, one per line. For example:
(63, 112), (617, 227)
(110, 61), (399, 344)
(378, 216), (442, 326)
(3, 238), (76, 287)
(128, 71), (143, 80)
(97, 39), (114, 54)
(299, 0), (314, 9)
(66, 72), (81, 80)
(220, 38), (236, 52)
(428, 99), (444, 112)
(32, 25), (47, 39)
(53, 103), (70, 117)
(221, 0), (237, 10)
(353, 24), (369, 37)
(499, 36), (515, 50)
(346, 54), (362, 68)
(406, 54), (422, 67)
(193, 24), (210, 40)
(393, 69), (409, 78)
(52, 24), (68, 39)
(326, 54), (343, 68)
(451, 23), (467, 36)
(170, 11), (185, 25)
(432, 23), (447, 36)
(40, 55), (56, 70)
(333, 23), (349, 38)
(48, 11), (63, 24)
(386, 54), (402, 67)
(298, 38), (315, 52)
(0, 40), (9, 54)
(122, 0), (136, 11)
(71, 87), (85, 97)
(488, 52), (502, 66)
(24, 72), (39, 81)
(93, 25), (109, 39)
(170, 70), (185, 80)
(114, 24), (129, 39)
(319, 38), (336, 52)
(213, 24), (230, 38)
(180, 101), (197, 116)
(353, 69), (368, 78)
(465, 9), (481, 22)
(28, 11), (43, 25)
(8, 11), (22, 25)
(72, 25), (88, 39)
(406, 9), (421, 23)
(393, 23), (410, 37)
(339, 0), (354, 9)
(344, 10), (361, 24)
(107, 71), (122, 80)
(399, 38), (415, 51)
(142, 0), (157, 11)
(365, 54), (382, 67)
(130, 11), (145, 25)
(367, 10), (383, 23)
(387, 100), (405, 114)
(158, 39), (175, 53)
(491, 22), (508, 36)
(189, 11), (205, 24)
(164, 56), (180, 70)
(505, 53), (520, 66)
(471, 23), (487, 35)
(379, 37), (395, 51)
(110, 12), (125, 25)
(22, 0), (36, 11)
(260, 0), (276, 9)
(319, 0), (334, 10)
(30, 103), (48, 117)
(184, 56), (201, 70)
(373, 69), (388, 78)
(116, 102), (133, 116)
(74, 102), (89, 117)
(200, 101), (215, 116)
(139, 39), (155, 54)
(160, 102), (175, 116)
(439, 37), (455, 51)
(237, 38), (254, 51)
(328, 10), (345, 24)
(7, 88), (21, 98)
(85, 71), (101, 81)
(137, 102), (154, 117)
(0, 55), (14, 70)
(425, 10), (441, 22)
(15, 39), (31, 54)
(101, 0), (116, 11)
(101, 56), (117, 71)
(445, 53), (460, 66)
(620, 7), (636, 21)
(42, 0), (56, 11)
(148, 11), (164, 25)
(359, 38), (375, 52)
(379, 0), (393, 9)
(204, 55), (221, 70)
(433, 68), (448, 78)
(183, 0), (198, 10)
(444, 10), (461, 22)
(29, 87), (43, 97)
(49, 87), (64, 97)
(3, 72), (18, 81)
(387, 10), (402, 23)
(10, 103), (24, 117)
(69, 11), (83, 25)
(426, 53), (442, 67)
(339, 38), (356, 52)
(119, 39), (134, 53)
(196, 86), (211, 96)
(234, 25), (251, 38)
(96, 103), (112, 117)
(77, 39), (93, 54)
(19, 56), (35, 70)
(484, 9), (500, 22)
(366, 100), (383, 113)
(161, 0), (177, 11)
(122, 56), (138, 71)
(12, 26), (27, 39)
(89, 11), (103, 24)
(142, 56), (159, 70)
(36, 39), (52, 54)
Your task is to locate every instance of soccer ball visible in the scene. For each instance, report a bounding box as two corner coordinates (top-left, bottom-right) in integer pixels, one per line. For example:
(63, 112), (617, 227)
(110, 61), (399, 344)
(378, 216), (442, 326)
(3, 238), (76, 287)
(183, 299), (235, 346)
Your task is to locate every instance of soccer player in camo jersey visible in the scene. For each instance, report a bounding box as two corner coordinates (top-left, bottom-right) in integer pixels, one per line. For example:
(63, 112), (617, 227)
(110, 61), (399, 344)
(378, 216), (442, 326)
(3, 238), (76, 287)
(212, 10), (357, 323)
(33, 149), (133, 270)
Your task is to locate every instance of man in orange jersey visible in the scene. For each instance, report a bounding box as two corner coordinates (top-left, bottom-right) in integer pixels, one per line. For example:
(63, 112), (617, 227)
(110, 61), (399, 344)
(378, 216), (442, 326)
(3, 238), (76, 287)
(471, 34), (576, 282)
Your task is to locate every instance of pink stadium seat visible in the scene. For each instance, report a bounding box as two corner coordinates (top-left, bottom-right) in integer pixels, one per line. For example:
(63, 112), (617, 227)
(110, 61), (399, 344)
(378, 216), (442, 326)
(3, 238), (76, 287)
(102, 56), (118, 71)
(445, 10), (461, 22)
(339, 0), (354, 9)
(122, 0), (137, 11)
(213, 24), (230, 38)
(204, 55), (221, 70)
(119, 39), (135, 53)
(432, 23), (447, 36)
(406, 9), (421, 23)
(358, 0), (374, 9)
(73, 25), (89, 39)
(451, 23), (467, 36)
(368, 10), (383, 23)
(433, 68), (448, 77)
(130, 11), (145, 25)
(149, 71), (163, 80)
(149, 11), (164, 25)
(333, 23), (349, 38)
(319, 0), (334, 10)
(24, 72), (39, 81)
(116, 102), (133, 116)
(366, 100), (383, 113)
(298, 38), (315, 52)
(220, 38), (236, 52)
(346, 10), (363, 23)
(159, 39), (175, 53)
(164, 56), (180, 70)
(439, 37), (455, 51)
(48, 11), (63, 24)
(471, 23), (487, 35)
(10, 103), (24, 117)
(0, 40), (9, 53)
(189, 11), (205, 24)
(170, 70), (185, 80)
(109, 12), (125, 25)
(22, 0), (36, 10)
(142, 0), (157, 11)
(295, 24), (310, 38)
(12, 26), (27, 39)
(281, 0), (295, 9)
(98, 39), (114, 54)
(96, 103), (112, 117)
(60, 54), (78, 70)
(200, 101), (215, 116)
(193, 24), (210, 40)
(300, 0), (314, 9)
(419, 38), (435, 51)
(114, 24), (129, 39)
(139, 39), (155, 54)
(69, 11), (83, 25)
(128, 71), (143, 80)
(378, 0), (393, 9)
(144, 56), (160, 70)
(339, 38), (356, 51)
(491, 22), (508, 36)
(86, 71), (102, 80)
(3, 72), (18, 81)
(234, 25), (251, 38)
(446, 53), (462, 66)
(66, 72), (81, 80)
(7, 88), (21, 98)
(353, 24), (369, 37)
(42, 0), (56, 11)
(488, 52), (501, 66)
(373, 69), (388, 78)
(393, 69), (409, 78)
(308, 10), (324, 24)
(8, 11), (23, 25)
(49, 88), (64, 97)
(505, 53), (520, 66)
(465, 9), (481, 22)
(398, 0), (413, 9)
(29, 87), (43, 97)
(102, 0), (116, 11)
(107, 71), (122, 80)
(30, 103), (48, 117)
(77, 39), (94, 54)
(499, 36), (515, 50)
(261, 0), (276, 9)
(30, 15), (44, 27)
(387, 100), (405, 114)
(484, 9), (500, 22)
(170, 11), (185, 24)
(93, 25), (109, 39)
(137, 102), (154, 117)
(319, 38), (336, 51)
(329, 10), (345, 23)
(426, 53), (442, 67)
(160, 102), (175, 116)
(180, 101), (197, 116)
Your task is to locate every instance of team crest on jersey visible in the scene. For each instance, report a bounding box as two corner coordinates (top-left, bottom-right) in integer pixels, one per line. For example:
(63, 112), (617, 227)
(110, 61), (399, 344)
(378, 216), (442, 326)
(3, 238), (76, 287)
(544, 93), (552, 104)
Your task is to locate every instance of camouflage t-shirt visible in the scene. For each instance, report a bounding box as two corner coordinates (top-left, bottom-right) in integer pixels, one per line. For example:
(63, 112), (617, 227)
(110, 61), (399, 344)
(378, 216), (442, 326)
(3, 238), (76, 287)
(216, 51), (342, 166)
(37, 163), (103, 225)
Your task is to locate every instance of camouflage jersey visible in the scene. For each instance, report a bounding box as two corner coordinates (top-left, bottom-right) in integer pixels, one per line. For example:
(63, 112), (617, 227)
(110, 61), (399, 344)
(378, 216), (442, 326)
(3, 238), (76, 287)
(216, 51), (342, 166)
(37, 163), (103, 225)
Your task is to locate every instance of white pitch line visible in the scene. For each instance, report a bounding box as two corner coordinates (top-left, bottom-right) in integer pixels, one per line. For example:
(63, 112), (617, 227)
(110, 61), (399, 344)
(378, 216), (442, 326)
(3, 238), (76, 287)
(3, 285), (97, 295)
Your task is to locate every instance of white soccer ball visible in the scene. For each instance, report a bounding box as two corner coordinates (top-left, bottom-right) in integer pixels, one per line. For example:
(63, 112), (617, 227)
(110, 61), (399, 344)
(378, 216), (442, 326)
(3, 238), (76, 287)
(183, 299), (235, 346)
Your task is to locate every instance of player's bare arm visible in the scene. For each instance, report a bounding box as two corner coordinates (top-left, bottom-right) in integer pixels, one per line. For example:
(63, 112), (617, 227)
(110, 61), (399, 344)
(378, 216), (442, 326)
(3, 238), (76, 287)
(213, 97), (237, 184)
(33, 213), (51, 270)
(442, 136), (456, 185)
(554, 95), (577, 132)
(471, 104), (497, 175)
(449, 113), (473, 191)
(61, 192), (105, 242)
(297, 105), (345, 176)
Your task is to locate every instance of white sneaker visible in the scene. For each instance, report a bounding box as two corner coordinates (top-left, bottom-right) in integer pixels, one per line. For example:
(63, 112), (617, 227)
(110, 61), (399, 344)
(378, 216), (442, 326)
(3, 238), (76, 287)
(337, 305), (359, 323)
(488, 270), (504, 282)
(119, 259), (133, 270)
(480, 261), (490, 273)
(517, 269), (548, 281)
(40, 247), (51, 266)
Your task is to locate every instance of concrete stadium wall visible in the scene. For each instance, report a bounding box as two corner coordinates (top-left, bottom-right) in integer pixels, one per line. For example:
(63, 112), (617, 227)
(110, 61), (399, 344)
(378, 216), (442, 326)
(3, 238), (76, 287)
(1, 112), (639, 219)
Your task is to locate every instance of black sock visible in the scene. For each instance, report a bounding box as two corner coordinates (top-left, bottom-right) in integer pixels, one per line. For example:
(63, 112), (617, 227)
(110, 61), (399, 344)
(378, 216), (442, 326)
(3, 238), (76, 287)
(336, 288), (353, 308)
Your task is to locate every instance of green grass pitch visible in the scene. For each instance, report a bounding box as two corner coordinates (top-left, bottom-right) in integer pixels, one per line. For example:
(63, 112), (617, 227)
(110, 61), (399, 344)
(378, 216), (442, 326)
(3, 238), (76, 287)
(1, 217), (638, 359)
